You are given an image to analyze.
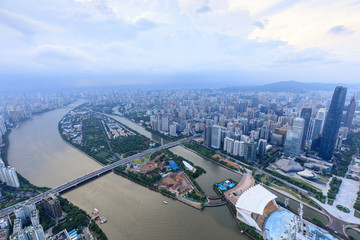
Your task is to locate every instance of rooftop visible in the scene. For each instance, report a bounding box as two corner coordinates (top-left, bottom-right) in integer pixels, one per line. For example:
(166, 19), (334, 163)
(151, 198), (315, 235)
(274, 158), (303, 173)
(236, 184), (277, 215)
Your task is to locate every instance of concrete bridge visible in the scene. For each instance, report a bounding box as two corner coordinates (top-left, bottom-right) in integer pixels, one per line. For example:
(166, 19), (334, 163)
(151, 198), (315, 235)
(0, 136), (194, 218)
(205, 201), (227, 207)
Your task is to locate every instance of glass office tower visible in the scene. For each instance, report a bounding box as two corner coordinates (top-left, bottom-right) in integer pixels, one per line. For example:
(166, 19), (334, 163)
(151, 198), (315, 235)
(319, 86), (347, 160)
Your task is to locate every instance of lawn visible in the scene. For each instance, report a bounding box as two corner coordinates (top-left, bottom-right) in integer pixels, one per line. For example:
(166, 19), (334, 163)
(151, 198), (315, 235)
(95, 150), (110, 158)
(289, 177), (321, 191)
(133, 158), (146, 165)
(272, 185), (300, 200)
(318, 176), (329, 183)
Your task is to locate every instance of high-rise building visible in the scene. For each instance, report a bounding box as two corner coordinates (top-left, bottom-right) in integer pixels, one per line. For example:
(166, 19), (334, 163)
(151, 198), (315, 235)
(211, 125), (221, 149)
(30, 210), (40, 227)
(151, 119), (158, 131)
(11, 225), (46, 240)
(300, 107), (312, 149)
(244, 141), (257, 162)
(223, 137), (229, 151)
(0, 159), (20, 188)
(13, 218), (22, 235)
(161, 116), (169, 132)
(43, 194), (62, 219)
(203, 125), (212, 147)
(169, 124), (177, 136)
(0, 159), (6, 183)
(284, 118), (304, 157)
(275, 128), (287, 144)
(157, 115), (162, 131)
(14, 204), (37, 225)
(0, 115), (6, 137)
(4, 167), (20, 188)
(259, 127), (270, 141)
(239, 141), (245, 157)
(240, 135), (249, 143)
(233, 140), (240, 156)
(345, 96), (356, 128)
(33, 225), (46, 240)
(311, 118), (323, 140)
(226, 138), (234, 154)
(270, 133), (283, 146)
(257, 139), (267, 156)
(236, 101), (248, 113)
(250, 130), (259, 141)
(319, 86), (347, 160)
(316, 108), (327, 134)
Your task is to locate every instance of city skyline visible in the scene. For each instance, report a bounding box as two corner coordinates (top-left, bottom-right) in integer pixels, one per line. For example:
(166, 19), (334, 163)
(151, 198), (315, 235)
(0, 85), (360, 240)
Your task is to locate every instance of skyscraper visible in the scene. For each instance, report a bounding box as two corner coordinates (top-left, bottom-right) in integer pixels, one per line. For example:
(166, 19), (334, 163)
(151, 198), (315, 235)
(4, 166), (20, 188)
(14, 203), (37, 225)
(0, 115), (6, 137)
(0, 159), (6, 183)
(319, 86), (347, 160)
(211, 125), (221, 149)
(316, 108), (327, 134)
(284, 118), (305, 157)
(233, 140), (241, 156)
(203, 125), (212, 147)
(43, 194), (63, 219)
(345, 96), (356, 128)
(257, 139), (267, 156)
(161, 116), (169, 132)
(239, 141), (245, 157)
(169, 124), (177, 136)
(300, 107), (312, 149)
(225, 138), (234, 154)
(244, 141), (257, 162)
(11, 225), (46, 240)
(311, 118), (323, 139)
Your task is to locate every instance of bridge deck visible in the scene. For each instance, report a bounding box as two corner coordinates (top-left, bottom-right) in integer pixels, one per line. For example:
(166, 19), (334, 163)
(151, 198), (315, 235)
(205, 201), (227, 207)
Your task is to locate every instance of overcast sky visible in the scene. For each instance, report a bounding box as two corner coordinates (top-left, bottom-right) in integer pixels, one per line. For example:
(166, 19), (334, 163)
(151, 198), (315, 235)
(1, 0), (360, 89)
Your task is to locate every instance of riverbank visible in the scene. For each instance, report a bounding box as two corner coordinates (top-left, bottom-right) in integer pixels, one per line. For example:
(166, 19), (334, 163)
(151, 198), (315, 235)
(0, 103), (108, 240)
(182, 143), (245, 175)
(113, 169), (203, 210)
(109, 111), (180, 144)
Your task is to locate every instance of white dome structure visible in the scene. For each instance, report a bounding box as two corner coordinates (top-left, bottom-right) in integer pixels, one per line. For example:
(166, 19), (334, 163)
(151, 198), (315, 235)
(235, 184), (278, 232)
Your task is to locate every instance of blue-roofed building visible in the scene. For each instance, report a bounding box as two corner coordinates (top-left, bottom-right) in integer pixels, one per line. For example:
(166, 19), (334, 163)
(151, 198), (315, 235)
(67, 229), (79, 240)
(168, 160), (179, 170)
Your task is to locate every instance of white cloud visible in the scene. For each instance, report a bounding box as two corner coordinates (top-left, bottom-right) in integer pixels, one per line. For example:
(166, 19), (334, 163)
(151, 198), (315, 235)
(228, 0), (284, 16)
(0, 9), (59, 36)
(0, 0), (360, 84)
(248, 0), (360, 60)
(35, 44), (93, 62)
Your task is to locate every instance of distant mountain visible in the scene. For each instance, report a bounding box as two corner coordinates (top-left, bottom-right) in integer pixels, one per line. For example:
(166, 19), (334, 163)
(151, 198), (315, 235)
(221, 81), (351, 93)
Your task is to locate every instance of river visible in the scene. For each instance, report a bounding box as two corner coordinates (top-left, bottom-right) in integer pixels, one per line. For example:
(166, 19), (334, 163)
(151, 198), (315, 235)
(8, 102), (250, 240)
(8, 101), (333, 239)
